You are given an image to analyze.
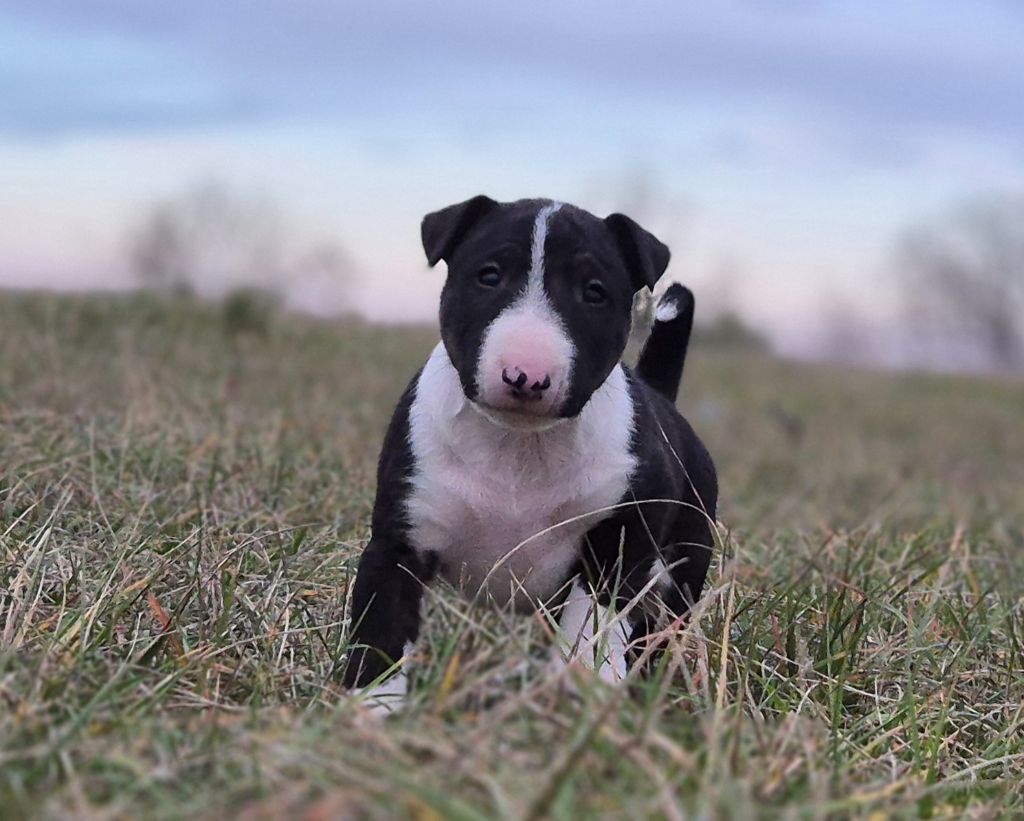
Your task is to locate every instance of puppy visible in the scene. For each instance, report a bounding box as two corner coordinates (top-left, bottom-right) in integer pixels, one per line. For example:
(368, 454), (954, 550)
(343, 196), (718, 705)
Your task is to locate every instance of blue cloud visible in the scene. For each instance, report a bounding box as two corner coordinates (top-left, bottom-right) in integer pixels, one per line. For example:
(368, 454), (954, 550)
(2, 0), (1022, 146)
(0, 15), (263, 136)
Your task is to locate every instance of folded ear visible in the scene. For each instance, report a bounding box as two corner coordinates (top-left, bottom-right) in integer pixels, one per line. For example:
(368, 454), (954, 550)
(421, 195), (499, 267)
(603, 213), (671, 292)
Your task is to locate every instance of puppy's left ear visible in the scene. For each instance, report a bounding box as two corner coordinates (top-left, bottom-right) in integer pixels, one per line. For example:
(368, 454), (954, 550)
(604, 213), (671, 292)
(421, 195), (499, 267)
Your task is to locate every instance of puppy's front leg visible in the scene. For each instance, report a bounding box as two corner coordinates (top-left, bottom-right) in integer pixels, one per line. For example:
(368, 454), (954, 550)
(343, 537), (428, 707)
(563, 516), (665, 678)
(553, 578), (631, 683)
(576, 509), (712, 677)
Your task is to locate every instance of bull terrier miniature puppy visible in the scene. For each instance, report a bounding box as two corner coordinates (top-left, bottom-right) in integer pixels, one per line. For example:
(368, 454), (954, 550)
(343, 196), (718, 709)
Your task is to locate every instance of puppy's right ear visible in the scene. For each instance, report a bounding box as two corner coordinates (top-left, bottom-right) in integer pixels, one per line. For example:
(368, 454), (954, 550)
(421, 195), (499, 267)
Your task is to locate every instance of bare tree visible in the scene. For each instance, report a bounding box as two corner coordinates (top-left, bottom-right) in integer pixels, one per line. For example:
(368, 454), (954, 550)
(821, 302), (874, 365)
(128, 181), (353, 314)
(897, 196), (1024, 372)
(129, 201), (194, 294)
(128, 181), (286, 298)
(591, 166), (694, 337)
(288, 242), (354, 316)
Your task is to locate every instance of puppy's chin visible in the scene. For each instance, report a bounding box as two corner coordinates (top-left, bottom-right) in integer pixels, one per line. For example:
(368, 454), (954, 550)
(468, 399), (569, 432)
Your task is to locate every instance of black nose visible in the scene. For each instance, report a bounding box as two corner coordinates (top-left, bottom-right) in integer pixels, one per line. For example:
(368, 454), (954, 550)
(502, 367), (551, 400)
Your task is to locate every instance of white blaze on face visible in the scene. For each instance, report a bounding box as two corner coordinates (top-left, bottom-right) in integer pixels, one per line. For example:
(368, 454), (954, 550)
(476, 202), (575, 416)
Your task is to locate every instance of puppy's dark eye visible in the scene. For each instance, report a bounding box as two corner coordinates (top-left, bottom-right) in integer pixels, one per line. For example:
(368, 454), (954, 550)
(581, 279), (607, 305)
(477, 263), (502, 287)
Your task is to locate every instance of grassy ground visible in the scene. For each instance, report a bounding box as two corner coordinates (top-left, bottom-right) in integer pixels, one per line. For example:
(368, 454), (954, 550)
(1, 292), (1022, 819)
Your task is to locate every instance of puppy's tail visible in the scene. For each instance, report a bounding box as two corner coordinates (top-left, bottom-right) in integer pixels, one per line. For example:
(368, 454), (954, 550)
(636, 283), (694, 404)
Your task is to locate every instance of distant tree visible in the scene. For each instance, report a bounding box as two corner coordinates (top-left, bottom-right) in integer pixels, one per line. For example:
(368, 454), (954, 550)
(128, 181), (286, 298)
(128, 181), (353, 314)
(819, 294), (874, 365)
(897, 196), (1024, 372)
(289, 242), (354, 316)
(129, 201), (194, 294)
(586, 165), (694, 334)
(221, 286), (277, 339)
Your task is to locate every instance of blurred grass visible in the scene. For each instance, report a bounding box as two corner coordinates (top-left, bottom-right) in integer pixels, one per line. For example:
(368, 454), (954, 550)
(1, 291), (1022, 819)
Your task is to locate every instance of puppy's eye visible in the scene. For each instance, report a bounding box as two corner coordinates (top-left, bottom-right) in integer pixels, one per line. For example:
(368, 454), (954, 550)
(581, 279), (607, 305)
(477, 263), (502, 287)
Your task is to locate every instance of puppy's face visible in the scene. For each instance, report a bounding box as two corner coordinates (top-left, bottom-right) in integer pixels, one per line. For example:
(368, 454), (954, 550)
(423, 197), (669, 420)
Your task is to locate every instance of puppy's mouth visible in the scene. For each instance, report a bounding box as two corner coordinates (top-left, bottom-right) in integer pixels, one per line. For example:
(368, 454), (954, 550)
(468, 398), (569, 432)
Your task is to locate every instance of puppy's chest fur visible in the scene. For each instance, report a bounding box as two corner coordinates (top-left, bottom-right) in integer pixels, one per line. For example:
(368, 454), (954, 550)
(405, 344), (637, 607)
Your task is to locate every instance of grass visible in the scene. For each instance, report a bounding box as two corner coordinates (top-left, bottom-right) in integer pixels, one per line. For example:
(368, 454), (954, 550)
(1, 291), (1022, 819)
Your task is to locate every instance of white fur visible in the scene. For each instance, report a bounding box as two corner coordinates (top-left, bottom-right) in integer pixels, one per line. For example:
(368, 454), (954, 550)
(407, 343), (637, 609)
(654, 298), (679, 322)
(475, 202), (574, 415)
(528, 202), (563, 292)
(553, 580), (630, 682)
(354, 641), (413, 716)
(648, 557), (673, 595)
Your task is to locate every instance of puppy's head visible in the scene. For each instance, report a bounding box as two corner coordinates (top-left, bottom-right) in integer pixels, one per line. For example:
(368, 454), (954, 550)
(422, 196), (669, 420)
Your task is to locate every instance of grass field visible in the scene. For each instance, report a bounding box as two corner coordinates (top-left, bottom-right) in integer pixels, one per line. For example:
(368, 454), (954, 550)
(2, 291), (1022, 819)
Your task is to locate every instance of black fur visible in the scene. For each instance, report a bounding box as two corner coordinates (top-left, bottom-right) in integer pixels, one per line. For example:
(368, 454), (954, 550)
(343, 197), (717, 689)
(603, 212), (671, 293)
(421, 195), (499, 267)
(637, 283), (695, 403)
(342, 379), (438, 688)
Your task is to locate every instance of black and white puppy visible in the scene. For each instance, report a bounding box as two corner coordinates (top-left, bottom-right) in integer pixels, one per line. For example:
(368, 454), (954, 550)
(343, 196), (718, 706)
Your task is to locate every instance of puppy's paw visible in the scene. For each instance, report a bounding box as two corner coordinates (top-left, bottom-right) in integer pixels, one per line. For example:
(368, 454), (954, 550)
(352, 670), (408, 719)
(547, 645), (628, 689)
(548, 581), (630, 688)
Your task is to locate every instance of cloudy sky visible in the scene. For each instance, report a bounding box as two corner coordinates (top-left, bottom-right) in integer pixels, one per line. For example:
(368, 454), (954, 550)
(1, 1), (1022, 353)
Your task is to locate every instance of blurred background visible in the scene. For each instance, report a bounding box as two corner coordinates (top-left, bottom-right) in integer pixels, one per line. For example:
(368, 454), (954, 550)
(2, 0), (1023, 374)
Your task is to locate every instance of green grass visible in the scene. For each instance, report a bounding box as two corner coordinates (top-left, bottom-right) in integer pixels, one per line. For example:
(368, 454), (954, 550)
(1, 291), (1022, 819)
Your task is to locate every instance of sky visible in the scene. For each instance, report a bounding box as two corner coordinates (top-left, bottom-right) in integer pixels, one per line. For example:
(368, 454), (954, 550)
(1, 0), (1023, 357)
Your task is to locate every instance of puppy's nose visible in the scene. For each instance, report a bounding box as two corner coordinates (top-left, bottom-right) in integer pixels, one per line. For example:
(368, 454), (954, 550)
(501, 367), (552, 400)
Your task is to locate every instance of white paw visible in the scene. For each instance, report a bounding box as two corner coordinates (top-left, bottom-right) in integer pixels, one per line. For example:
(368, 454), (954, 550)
(354, 669), (408, 717)
(351, 641), (414, 717)
(551, 581), (630, 684)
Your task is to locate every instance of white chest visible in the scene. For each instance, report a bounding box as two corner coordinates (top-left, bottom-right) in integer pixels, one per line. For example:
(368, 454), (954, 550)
(404, 344), (636, 608)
